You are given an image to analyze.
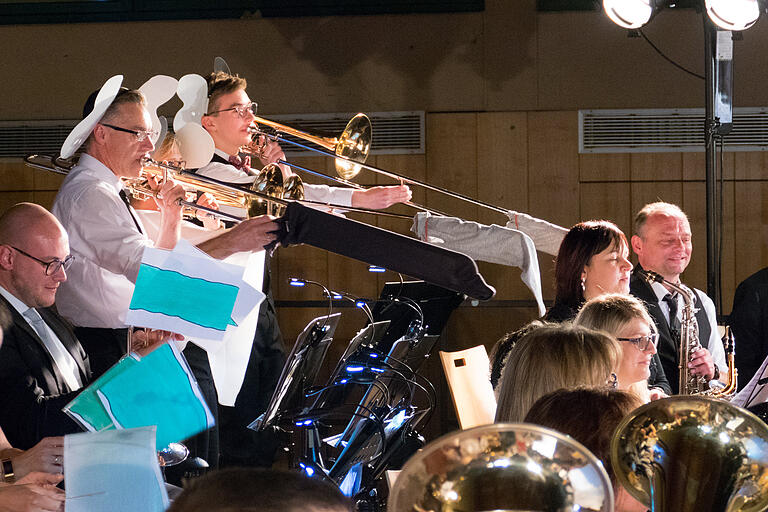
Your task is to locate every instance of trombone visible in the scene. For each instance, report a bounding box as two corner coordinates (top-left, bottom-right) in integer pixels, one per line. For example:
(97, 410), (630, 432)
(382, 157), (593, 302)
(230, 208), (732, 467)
(23, 155), (411, 221)
(247, 113), (512, 218)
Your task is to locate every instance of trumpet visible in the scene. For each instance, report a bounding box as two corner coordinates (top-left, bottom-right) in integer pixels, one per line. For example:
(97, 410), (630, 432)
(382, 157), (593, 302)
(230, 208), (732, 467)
(245, 113), (513, 219)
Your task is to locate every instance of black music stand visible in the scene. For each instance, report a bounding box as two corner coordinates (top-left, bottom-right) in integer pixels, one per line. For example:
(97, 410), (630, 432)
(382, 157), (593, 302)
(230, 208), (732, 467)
(250, 313), (341, 431)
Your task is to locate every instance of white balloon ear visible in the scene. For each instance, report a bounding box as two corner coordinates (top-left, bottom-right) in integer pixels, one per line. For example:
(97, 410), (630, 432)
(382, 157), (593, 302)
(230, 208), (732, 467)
(176, 123), (215, 169)
(139, 75), (178, 145)
(174, 74), (209, 133)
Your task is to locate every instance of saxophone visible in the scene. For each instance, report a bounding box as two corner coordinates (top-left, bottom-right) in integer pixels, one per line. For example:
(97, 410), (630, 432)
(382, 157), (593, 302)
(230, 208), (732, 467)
(638, 269), (709, 395)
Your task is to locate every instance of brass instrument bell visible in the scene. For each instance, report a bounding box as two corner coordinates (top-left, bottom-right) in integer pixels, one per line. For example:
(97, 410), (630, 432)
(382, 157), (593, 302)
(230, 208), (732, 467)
(611, 396), (768, 512)
(388, 423), (614, 512)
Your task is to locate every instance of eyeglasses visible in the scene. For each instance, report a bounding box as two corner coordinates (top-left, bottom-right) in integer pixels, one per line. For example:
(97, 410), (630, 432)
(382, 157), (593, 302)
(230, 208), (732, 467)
(100, 123), (159, 143)
(205, 102), (258, 118)
(10, 247), (74, 276)
(617, 329), (659, 351)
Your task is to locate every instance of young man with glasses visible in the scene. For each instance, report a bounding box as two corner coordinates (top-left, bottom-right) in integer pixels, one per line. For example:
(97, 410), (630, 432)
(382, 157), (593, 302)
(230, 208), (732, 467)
(197, 72), (412, 469)
(629, 202), (727, 394)
(52, 87), (279, 379)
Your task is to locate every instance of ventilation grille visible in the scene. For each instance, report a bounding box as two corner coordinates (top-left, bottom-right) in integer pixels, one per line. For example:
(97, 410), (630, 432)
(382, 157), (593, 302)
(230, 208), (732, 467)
(0, 111), (425, 161)
(270, 111), (424, 157)
(580, 108), (768, 153)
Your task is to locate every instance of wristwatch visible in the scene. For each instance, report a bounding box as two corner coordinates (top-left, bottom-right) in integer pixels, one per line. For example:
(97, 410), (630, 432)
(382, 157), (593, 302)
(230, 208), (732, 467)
(1, 458), (14, 483)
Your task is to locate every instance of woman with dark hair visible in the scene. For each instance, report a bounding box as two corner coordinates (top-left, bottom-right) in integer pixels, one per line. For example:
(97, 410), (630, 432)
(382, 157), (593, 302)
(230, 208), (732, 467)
(543, 220), (670, 396)
(524, 388), (646, 512)
(545, 220), (632, 322)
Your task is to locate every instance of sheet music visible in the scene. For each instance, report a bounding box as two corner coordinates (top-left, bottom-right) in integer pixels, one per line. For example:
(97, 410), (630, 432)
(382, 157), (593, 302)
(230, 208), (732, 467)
(732, 354), (768, 408)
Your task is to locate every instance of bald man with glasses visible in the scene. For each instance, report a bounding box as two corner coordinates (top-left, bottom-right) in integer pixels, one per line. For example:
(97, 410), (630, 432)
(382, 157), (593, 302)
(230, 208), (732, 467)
(0, 203), (91, 449)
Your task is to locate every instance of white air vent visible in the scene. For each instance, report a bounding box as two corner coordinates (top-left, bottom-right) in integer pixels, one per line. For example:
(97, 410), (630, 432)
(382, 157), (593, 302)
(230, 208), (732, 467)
(0, 111), (425, 161)
(0, 120), (77, 159)
(580, 108), (768, 153)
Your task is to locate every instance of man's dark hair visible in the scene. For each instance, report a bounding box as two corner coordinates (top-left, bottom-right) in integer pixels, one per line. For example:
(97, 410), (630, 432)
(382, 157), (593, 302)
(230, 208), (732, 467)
(167, 468), (354, 512)
(205, 72), (248, 113)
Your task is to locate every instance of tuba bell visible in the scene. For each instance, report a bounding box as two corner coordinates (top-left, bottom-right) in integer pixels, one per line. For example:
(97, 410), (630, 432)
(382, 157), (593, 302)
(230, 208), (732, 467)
(611, 396), (768, 512)
(388, 423), (614, 512)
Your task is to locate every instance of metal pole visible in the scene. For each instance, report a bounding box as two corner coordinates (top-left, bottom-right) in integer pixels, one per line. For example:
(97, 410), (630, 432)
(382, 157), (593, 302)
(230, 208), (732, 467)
(703, 16), (720, 312)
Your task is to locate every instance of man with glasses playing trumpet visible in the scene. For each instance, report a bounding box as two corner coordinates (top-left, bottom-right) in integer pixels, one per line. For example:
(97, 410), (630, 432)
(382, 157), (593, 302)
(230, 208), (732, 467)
(52, 85), (279, 380)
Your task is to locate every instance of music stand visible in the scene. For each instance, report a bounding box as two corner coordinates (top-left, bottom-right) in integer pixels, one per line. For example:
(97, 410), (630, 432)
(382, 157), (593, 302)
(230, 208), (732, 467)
(250, 313), (341, 431)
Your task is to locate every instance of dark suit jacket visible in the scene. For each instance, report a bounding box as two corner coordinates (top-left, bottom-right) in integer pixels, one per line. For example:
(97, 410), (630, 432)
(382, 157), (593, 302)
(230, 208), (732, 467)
(0, 296), (91, 449)
(729, 267), (768, 391)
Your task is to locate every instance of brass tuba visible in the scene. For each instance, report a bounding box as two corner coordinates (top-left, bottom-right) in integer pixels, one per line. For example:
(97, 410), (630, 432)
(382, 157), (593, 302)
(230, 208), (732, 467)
(611, 396), (768, 512)
(388, 423), (615, 512)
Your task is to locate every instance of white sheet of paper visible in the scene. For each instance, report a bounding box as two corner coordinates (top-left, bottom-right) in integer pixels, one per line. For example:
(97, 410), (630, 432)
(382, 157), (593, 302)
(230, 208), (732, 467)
(125, 241), (264, 341)
(194, 249), (266, 406)
(64, 426), (168, 512)
(732, 354), (768, 408)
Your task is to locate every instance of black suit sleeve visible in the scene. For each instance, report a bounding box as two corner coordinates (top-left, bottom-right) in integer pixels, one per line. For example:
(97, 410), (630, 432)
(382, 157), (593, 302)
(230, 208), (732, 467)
(648, 352), (672, 395)
(730, 278), (768, 391)
(0, 337), (82, 450)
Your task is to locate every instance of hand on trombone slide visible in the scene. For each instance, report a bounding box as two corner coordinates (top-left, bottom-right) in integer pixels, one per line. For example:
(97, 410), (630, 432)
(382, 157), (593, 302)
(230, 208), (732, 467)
(351, 183), (412, 210)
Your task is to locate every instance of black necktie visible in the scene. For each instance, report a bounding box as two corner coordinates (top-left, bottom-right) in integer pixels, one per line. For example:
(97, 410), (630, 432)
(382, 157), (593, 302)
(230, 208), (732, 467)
(663, 293), (680, 337)
(118, 189), (144, 234)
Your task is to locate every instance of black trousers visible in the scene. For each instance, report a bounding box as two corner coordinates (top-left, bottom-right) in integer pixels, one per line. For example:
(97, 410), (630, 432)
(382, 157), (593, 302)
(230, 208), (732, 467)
(164, 343), (219, 484)
(218, 299), (286, 468)
(73, 327), (129, 379)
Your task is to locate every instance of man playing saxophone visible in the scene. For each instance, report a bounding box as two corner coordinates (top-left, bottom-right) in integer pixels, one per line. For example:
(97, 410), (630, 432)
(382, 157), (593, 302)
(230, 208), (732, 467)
(629, 202), (727, 394)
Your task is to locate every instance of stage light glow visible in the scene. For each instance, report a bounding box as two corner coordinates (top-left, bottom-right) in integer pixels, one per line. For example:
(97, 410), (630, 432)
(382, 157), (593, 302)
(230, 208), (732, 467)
(706, 0), (760, 31)
(603, 0), (654, 29)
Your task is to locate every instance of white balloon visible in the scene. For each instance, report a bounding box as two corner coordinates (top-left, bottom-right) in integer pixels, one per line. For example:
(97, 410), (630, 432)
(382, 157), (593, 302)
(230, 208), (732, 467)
(176, 123), (215, 169)
(60, 75), (123, 159)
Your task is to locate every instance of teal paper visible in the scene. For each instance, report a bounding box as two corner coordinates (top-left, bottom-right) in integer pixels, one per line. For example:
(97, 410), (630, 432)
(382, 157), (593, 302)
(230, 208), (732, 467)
(129, 264), (239, 331)
(97, 344), (213, 449)
(64, 356), (139, 432)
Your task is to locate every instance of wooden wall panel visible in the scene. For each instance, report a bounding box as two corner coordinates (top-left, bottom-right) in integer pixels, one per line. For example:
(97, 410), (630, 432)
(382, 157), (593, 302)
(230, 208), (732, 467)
(630, 153), (682, 182)
(0, 161), (34, 190)
(528, 111), (579, 300)
(579, 182), (632, 237)
(734, 181), (768, 288)
(425, 113), (479, 223)
(476, 112), (530, 300)
(682, 152), (734, 182)
(580, 153), (630, 182)
(734, 152), (768, 181)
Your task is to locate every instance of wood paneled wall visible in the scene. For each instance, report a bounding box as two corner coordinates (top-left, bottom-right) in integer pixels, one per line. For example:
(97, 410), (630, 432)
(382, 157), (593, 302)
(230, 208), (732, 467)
(3, 110), (766, 439)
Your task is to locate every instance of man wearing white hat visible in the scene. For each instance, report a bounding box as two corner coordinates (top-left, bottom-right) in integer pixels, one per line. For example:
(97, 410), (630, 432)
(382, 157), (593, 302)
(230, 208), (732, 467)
(52, 77), (278, 378)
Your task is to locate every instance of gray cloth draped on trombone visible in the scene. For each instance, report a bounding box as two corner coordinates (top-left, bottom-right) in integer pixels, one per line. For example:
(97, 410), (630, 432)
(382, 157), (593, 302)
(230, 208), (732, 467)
(412, 212), (554, 317)
(504, 211), (568, 256)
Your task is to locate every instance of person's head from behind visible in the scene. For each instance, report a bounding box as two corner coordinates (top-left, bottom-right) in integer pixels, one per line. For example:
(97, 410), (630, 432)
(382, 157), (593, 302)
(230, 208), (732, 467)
(0, 203), (71, 309)
(202, 72), (255, 155)
(167, 468), (353, 512)
(631, 201), (691, 282)
(574, 294), (658, 399)
(524, 387), (645, 512)
(554, 220), (632, 307)
(489, 320), (546, 392)
(494, 324), (620, 423)
(85, 88), (154, 179)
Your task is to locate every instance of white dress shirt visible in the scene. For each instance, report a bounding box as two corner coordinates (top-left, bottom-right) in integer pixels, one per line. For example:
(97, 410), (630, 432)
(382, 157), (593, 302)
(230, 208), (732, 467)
(0, 285), (82, 390)
(197, 149), (355, 210)
(649, 280), (727, 375)
(52, 153), (152, 328)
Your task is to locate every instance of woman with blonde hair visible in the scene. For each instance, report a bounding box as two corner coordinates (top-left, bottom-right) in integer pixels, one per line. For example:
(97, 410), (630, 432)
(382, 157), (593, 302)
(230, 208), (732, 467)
(494, 323), (621, 423)
(574, 293), (663, 403)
